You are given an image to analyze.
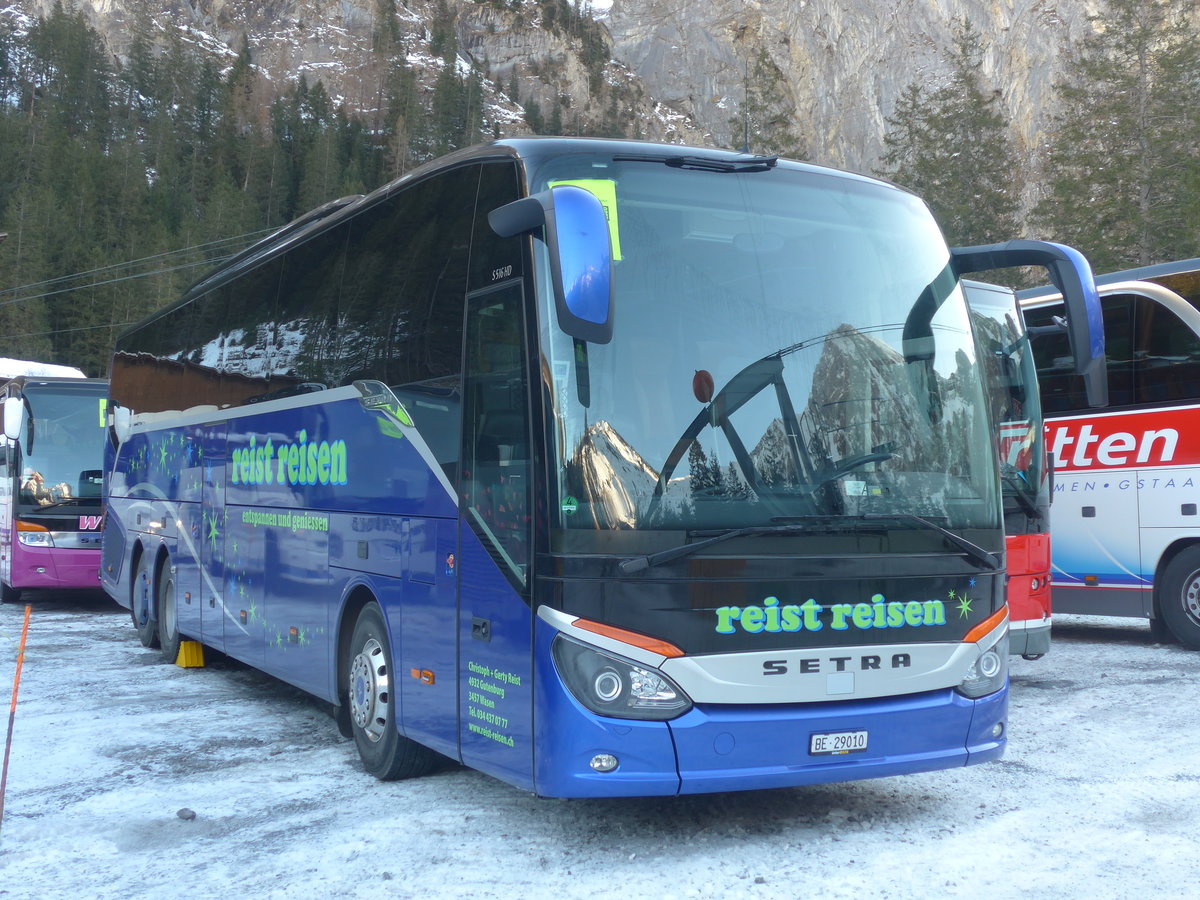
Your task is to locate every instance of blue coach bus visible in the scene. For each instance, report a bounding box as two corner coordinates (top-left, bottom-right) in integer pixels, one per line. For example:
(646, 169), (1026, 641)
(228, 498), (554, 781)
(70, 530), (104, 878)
(101, 138), (1101, 797)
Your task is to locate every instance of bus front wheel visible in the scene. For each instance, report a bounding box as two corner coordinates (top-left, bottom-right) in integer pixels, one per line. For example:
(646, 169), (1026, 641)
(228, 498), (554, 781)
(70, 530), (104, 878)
(1159, 547), (1200, 650)
(131, 553), (159, 648)
(345, 602), (437, 780)
(1, 582), (20, 604)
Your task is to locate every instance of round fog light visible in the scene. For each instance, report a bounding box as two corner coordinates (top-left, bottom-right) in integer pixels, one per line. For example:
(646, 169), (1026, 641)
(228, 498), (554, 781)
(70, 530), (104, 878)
(589, 753), (619, 773)
(991, 722), (1004, 739)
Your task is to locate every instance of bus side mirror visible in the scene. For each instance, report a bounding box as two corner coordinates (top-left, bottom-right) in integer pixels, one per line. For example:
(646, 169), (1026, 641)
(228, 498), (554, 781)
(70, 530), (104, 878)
(951, 240), (1107, 408)
(489, 185), (614, 344)
(2, 397), (23, 442)
(111, 404), (132, 445)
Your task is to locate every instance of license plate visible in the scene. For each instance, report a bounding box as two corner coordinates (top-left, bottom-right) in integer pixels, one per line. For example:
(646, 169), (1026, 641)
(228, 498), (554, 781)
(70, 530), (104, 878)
(809, 730), (868, 755)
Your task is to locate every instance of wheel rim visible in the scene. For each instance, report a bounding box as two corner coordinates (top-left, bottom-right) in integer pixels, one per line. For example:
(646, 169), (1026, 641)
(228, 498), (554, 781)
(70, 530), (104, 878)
(1182, 569), (1200, 626)
(349, 638), (389, 743)
(162, 575), (176, 639)
(134, 560), (152, 627)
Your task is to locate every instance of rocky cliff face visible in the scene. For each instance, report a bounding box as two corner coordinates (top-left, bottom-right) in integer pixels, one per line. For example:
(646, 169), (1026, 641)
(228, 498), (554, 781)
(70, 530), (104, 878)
(607, 0), (1100, 173)
(14, 0), (1102, 173)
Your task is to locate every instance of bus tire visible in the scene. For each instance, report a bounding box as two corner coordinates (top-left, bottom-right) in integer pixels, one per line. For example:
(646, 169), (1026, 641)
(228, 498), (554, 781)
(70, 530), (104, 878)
(157, 561), (181, 664)
(131, 552), (159, 649)
(1, 582), (20, 604)
(346, 602), (436, 780)
(1159, 547), (1200, 650)
(1148, 615), (1175, 645)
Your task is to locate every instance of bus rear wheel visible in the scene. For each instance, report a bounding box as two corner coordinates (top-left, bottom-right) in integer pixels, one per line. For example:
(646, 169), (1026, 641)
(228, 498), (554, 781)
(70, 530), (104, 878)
(1159, 547), (1200, 650)
(157, 562), (181, 664)
(345, 602), (436, 780)
(131, 552), (159, 648)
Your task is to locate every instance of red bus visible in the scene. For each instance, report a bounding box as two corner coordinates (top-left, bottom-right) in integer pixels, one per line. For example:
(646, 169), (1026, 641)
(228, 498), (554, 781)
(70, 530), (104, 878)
(959, 250), (1105, 658)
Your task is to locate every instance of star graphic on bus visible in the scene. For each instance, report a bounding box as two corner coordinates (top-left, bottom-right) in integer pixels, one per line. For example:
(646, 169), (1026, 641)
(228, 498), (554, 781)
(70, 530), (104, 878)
(207, 512), (220, 551)
(957, 595), (973, 618)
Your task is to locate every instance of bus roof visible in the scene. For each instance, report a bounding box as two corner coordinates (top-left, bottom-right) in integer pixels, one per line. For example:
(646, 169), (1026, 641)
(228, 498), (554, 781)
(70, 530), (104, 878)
(0, 358), (86, 379)
(0, 376), (107, 392)
(120, 137), (914, 348)
(1018, 257), (1200, 301)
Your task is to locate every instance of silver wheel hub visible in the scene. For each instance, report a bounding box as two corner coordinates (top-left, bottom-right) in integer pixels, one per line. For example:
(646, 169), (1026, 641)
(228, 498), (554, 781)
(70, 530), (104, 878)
(162, 578), (176, 636)
(349, 638), (389, 742)
(1183, 572), (1200, 624)
(135, 563), (152, 624)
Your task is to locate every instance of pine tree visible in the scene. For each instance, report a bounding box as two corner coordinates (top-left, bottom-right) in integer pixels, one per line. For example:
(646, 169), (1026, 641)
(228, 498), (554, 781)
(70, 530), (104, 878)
(876, 20), (1021, 252)
(1033, 0), (1200, 270)
(524, 99), (545, 134)
(728, 46), (806, 159)
(24, 3), (114, 146)
(688, 441), (712, 495)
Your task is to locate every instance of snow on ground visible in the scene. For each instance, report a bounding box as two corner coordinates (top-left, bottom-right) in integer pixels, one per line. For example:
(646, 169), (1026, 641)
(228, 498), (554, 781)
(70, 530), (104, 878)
(1, 593), (1199, 899)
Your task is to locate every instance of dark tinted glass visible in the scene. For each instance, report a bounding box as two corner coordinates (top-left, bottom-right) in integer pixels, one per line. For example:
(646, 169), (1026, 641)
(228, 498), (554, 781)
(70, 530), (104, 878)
(113, 166), (479, 436)
(268, 225), (351, 392)
(1027, 294), (1134, 412)
(1133, 294), (1200, 404)
(335, 167), (477, 389)
(333, 166), (477, 474)
(462, 283), (531, 588)
(469, 162), (524, 293)
(111, 297), (198, 415)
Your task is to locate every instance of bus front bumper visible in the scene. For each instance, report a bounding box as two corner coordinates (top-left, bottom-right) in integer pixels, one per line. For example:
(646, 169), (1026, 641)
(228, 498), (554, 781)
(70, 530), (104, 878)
(8, 543), (102, 591)
(533, 670), (1007, 797)
(1008, 618), (1051, 658)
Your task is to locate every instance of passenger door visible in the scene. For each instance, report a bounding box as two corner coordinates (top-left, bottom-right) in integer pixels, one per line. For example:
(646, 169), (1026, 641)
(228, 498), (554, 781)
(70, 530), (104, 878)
(457, 281), (535, 788)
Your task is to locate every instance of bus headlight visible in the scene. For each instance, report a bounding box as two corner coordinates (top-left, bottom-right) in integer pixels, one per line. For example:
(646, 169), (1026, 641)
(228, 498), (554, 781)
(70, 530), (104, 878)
(957, 632), (1009, 699)
(17, 523), (54, 548)
(551, 635), (692, 720)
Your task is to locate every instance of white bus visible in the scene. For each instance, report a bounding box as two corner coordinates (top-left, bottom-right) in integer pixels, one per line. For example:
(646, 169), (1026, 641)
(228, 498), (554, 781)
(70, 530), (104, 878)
(1020, 259), (1200, 648)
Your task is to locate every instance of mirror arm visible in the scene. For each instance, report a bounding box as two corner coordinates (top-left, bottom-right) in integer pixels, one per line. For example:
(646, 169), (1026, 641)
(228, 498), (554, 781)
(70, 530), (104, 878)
(952, 240), (1107, 408)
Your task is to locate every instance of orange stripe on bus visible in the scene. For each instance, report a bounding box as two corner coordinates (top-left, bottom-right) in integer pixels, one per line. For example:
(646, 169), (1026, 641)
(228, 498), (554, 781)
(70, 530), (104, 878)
(571, 619), (685, 658)
(963, 606), (1009, 644)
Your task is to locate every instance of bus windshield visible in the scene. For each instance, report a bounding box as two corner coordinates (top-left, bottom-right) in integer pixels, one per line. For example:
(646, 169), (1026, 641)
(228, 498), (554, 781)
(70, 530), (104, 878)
(531, 156), (999, 550)
(17, 383), (106, 511)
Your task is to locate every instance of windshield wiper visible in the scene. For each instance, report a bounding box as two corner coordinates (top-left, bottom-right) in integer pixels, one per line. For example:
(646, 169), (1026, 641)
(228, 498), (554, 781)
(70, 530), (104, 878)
(859, 513), (1001, 571)
(27, 498), (85, 511)
(619, 513), (1001, 574)
(618, 524), (810, 574)
(613, 153), (778, 174)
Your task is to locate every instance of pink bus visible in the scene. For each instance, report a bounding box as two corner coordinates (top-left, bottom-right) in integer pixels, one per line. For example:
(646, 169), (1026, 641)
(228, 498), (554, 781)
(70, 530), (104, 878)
(0, 376), (107, 602)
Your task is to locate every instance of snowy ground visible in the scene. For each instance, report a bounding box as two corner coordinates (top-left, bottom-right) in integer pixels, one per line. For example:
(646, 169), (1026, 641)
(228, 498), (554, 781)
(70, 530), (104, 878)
(1, 592), (1198, 900)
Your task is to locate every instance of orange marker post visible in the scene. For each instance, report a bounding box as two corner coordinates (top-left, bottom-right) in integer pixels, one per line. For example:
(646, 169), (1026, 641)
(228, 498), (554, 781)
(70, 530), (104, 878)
(0, 604), (32, 834)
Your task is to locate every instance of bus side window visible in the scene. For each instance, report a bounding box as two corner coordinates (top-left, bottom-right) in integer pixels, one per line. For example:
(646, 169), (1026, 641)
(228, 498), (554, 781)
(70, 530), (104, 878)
(1025, 302), (1084, 413)
(1099, 294), (1134, 407)
(111, 291), (203, 417)
(1134, 295), (1200, 404)
(215, 260), (285, 406)
(269, 224), (350, 392)
(337, 167), (476, 485)
(463, 284), (531, 590)
(1027, 294), (1134, 412)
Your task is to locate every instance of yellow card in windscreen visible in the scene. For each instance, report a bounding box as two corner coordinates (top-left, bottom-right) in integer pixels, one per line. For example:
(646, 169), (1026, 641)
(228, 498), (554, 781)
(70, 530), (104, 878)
(549, 179), (622, 261)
